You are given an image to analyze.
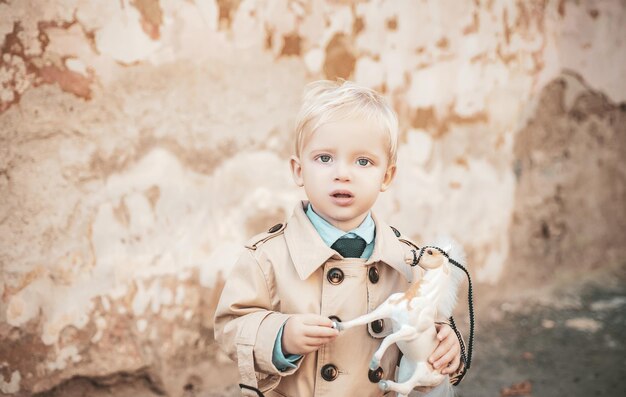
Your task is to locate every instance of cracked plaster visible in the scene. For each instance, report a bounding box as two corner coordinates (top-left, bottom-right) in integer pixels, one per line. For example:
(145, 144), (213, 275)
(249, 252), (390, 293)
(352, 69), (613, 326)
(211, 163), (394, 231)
(0, 0), (624, 394)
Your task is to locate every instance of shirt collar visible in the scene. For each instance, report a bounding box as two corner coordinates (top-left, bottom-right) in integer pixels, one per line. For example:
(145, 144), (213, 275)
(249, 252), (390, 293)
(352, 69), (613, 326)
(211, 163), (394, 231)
(305, 204), (375, 246)
(284, 201), (413, 281)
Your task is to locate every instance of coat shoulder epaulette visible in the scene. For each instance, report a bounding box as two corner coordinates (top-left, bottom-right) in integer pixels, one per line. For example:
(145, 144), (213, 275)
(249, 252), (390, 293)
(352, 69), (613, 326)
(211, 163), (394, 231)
(245, 222), (287, 250)
(390, 225), (420, 250)
(389, 226), (421, 266)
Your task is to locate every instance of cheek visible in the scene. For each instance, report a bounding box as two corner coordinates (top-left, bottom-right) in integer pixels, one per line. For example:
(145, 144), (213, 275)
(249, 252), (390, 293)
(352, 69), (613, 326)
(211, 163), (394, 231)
(365, 167), (387, 182)
(304, 163), (330, 177)
(302, 168), (327, 189)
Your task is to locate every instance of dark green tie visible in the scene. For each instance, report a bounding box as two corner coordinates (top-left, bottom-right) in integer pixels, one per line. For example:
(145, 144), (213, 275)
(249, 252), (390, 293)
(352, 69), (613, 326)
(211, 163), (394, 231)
(331, 236), (366, 258)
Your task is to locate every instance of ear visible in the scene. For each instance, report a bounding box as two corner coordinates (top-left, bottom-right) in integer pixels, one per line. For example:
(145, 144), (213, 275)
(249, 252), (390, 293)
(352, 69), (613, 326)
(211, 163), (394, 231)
(289, 155), (304, 187)
(380, 163), (397, 192)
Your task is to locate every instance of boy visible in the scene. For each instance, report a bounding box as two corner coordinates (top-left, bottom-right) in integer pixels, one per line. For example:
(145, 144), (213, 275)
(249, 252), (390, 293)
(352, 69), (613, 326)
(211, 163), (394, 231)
(214, 80), (465, 396)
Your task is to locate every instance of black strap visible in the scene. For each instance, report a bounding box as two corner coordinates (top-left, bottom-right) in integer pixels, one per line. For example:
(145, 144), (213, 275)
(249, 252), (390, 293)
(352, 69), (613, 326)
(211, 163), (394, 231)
(411, 246), (476, 385)
(449, 316), (468, 385)
(239, 384), (265, 397)
(447, 256), (474, 372)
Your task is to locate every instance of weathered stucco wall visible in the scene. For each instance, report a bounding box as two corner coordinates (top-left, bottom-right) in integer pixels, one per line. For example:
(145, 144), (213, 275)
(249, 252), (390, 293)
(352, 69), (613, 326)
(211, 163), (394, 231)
(1, 0), (624, 395)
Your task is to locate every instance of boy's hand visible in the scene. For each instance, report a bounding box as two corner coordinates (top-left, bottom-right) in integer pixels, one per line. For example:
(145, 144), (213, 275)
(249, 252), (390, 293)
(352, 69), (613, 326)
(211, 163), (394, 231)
(282, 314), (339, 355)
(428, 323), (461, 375)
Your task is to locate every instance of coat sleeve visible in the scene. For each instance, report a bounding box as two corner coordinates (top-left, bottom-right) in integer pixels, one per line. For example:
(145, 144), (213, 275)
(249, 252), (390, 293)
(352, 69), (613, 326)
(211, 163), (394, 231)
(213, 248), (301, 394)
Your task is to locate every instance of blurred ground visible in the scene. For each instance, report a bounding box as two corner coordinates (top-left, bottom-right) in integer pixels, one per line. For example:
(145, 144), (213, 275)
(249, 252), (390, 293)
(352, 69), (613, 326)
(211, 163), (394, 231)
(37, 265), (625, 397)
(455, 277), (626, 397)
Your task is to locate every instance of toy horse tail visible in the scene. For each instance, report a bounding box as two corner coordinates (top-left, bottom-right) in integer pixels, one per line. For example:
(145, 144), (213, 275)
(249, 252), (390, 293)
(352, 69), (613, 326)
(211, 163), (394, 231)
(414, 378), (457, 397)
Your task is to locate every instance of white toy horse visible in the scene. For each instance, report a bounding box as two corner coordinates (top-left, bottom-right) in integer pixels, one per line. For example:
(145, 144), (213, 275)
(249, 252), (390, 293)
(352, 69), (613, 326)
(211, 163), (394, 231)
(334, 239), (472, 397)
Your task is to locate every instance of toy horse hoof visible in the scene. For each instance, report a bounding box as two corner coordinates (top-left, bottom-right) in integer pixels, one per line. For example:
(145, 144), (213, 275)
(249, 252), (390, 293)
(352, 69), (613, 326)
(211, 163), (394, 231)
(369, 357), (380, 370)
(378, 380), (389, 391)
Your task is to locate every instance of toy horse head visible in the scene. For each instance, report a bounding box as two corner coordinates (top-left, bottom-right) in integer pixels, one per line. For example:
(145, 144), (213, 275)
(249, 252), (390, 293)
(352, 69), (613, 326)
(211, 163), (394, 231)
(410, 239), (466, 319)
(415, 246), (450, 274)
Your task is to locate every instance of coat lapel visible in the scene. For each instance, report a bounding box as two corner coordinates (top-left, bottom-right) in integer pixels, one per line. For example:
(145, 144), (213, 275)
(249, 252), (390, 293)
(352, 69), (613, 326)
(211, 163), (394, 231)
(284, 201), (413, 282)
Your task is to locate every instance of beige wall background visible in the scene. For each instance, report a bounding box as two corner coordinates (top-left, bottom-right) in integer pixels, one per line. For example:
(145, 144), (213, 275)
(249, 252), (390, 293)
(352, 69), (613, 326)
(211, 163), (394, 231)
(1, 0), (624, 396)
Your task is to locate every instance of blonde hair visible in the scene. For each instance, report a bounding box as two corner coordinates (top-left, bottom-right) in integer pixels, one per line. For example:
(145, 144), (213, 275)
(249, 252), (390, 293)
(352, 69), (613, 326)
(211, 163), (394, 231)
(294, 80), (399, 165)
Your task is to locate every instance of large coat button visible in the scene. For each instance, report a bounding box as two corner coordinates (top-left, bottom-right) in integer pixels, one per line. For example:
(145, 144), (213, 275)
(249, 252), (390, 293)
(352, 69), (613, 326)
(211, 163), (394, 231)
(321, 364), (338, 381)
(268, 223), (283, 233)
(327, 268), (344, 285)
(368, 366), (384, 383)
(368, 266), (380, 284)
(371, 319), (384, 334)
(328, 315), (342, 323)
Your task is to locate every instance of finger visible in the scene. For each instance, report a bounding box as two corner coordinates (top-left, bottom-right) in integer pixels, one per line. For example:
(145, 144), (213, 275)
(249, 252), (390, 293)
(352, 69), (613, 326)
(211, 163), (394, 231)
(306, 332), (339, 343)
(304, 325), (339, 338)
(441, 355), (461, 375)
(304, 336), (336, 347)
(428, 338), (454, 363)
(304, 339), (336, 350)
(436, 324), (452, 341)
(428, 346), (444, 364)
(303, 314), (334, 327)
(297, 345), (318, 354)
(433, 349), (457, 370)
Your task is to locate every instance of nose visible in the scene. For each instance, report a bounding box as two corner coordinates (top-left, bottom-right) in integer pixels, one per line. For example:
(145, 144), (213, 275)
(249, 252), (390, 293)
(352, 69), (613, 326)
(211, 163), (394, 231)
(333, 160), (351, 181)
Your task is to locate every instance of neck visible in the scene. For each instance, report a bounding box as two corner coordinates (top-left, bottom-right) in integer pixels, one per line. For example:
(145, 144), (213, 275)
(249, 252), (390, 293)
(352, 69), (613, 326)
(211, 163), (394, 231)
(310, 205), (369, 232)
(394, 267), (425, 303)
(405, 267), (443, 299)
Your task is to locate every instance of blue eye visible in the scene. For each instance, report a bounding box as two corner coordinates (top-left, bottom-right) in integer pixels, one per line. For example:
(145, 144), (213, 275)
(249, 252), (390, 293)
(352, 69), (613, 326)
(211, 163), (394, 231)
(318, 155), (332, 163)
(357, 158), (371, 166)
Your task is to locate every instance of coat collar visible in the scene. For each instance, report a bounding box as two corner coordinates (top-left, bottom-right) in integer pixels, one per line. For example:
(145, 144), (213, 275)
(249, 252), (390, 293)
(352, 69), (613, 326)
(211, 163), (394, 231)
(284, 201), (413, 282)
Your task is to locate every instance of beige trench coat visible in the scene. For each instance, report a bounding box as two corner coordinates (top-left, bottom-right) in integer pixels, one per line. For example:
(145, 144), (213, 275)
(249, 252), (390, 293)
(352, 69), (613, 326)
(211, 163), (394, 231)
(214, 202), (463, 397)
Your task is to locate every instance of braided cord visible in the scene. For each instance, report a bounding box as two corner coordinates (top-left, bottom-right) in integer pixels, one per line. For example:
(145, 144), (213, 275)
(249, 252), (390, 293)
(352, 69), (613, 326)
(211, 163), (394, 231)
(449, 316), (467, 385)
(412, 245), (476, 383)
(239, 384), (265, 397)
(447, 256), (474, 370)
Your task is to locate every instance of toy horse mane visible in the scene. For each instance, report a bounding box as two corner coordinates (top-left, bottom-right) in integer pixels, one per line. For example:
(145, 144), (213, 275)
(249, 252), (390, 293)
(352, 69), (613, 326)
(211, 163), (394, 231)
(418, 236), (466, 319)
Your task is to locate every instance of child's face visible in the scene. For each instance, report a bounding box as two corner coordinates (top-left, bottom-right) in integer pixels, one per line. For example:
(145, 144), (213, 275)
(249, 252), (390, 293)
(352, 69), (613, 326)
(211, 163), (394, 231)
(290, 117), (396, 232)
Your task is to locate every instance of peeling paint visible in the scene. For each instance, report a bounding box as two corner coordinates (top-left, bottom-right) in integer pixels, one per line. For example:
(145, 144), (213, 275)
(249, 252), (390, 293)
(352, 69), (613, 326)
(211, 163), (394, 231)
(324, 33), (355, 79)
(94, 2), (161, 64)
(0, 370), (21, 394)
(131, 0), (163, 40)
(37, 64), (93, 100)
(136, 318), (148, 333)
(91, 317), (107, 343)
(0, 18), (98, 114)
(45, 345), (81, 371)
(216, 0), (240, 29)
(0, 0), (624, 395)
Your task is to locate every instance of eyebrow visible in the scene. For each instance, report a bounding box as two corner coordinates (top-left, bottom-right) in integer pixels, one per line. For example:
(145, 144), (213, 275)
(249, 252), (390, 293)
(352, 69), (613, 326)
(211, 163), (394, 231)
(353, 150), (382, 162)
(308, 148), (336, 155)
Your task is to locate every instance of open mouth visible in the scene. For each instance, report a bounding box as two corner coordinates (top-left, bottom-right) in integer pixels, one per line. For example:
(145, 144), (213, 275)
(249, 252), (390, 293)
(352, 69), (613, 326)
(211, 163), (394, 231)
(331, 190), (353, 198)
(330, 191), (354, 205)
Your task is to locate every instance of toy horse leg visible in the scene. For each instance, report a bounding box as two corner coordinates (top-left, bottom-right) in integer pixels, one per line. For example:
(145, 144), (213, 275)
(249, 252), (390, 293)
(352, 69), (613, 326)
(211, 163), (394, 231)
(369, 324), (418, 370)
(335, 301), (393, 331)
(379, 361), (446, 395)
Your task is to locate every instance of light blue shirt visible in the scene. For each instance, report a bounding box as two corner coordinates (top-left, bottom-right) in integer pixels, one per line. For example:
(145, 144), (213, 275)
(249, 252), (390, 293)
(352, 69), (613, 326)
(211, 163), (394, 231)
(305, 204), (376, 259)
(272, 204), (377, 371)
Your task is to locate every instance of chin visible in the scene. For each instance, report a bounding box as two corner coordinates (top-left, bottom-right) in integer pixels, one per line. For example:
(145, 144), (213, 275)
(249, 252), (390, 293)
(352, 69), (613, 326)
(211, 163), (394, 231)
(335, 211), (369, 225)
